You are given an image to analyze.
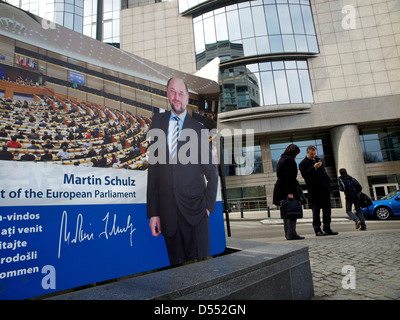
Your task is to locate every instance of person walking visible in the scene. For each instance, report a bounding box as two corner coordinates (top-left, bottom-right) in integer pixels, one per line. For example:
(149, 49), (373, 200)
(299, 145), (338, 236)
(338, 168), (367, 231)
(273, 144), (305, 240)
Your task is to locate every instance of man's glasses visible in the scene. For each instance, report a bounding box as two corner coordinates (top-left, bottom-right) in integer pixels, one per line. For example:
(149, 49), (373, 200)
(168, 89), (187, 98)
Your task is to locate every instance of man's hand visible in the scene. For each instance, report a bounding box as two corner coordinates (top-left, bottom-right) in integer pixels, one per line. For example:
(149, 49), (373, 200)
(314, 161), (322, 169)
(149, 216), (162, 237)
(207, 209), (210, 217)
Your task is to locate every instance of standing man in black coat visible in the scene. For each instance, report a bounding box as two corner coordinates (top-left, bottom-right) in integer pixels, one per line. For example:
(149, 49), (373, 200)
(299, 145), (338, 236)
(146, 77), (219, 265)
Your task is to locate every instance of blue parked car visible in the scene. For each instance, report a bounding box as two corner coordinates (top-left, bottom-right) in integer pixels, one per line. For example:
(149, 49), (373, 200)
(361, 190), (400, 220)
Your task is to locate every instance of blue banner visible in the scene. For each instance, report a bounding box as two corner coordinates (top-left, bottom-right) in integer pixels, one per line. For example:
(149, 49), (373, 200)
(0, 161), (225, 299)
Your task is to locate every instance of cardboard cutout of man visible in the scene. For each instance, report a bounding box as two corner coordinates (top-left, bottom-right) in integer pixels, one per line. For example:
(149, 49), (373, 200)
(146, 77), (218, 265)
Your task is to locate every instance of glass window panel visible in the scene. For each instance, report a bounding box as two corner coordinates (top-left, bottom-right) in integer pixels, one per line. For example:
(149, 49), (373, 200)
(274, 70), (290, 104)
(227, 10), (241, 40)
(252, 6), (268, 36)
(64, 12), (74, 29)
(84, 0), (92, 16)
(103, 20), (112, 40)
(74, 14), (83, 33)
(103, 0), (112, 12)
(295, 34), (309, 52)
(104, 12), (112, 20)
(272, 61), (284, 70)
(113, 19), (120, 38)
(297, 60), (308, 69)
(215, 13), (229, 41)
(239, 7), (254, 39)
(256, 36), (270, 54)
(298, 69), (313, 103)
(301, 4), (315, 35)
(286, 69), (302, 103)
(306, 35), (319, 53)
(265, 5), (281, 35)
(243, 38), (257, 56)
(83, 24), (91, 37)
(277, 4), (293, 34)
(269, 35), (283, 52)
(284, 60), (297, 69)
(193, 21), (205, 53)
(203, 16), (216, 45)
(282, 34), (296, 51)
(260, 71), (277, 105)
(259, 62), (272, 71)
(65, 3), (74, 13)
(289, 4), (305, 34)
(113, 0), (120, 10)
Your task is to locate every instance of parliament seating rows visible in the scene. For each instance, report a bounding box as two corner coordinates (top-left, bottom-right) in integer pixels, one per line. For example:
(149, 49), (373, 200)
(0, 94), (151, 170)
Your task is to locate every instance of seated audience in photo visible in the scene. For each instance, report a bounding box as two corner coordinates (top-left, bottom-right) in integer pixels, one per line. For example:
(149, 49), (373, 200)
(40, 149), (53, 161)
(42, 139), (54, 149)
(0, 145), (14, 160)
(7, 136), (22, 149)
(57, 146), (71, 160)
(20, 153), (36, 161)
(27, 140), (40, 150)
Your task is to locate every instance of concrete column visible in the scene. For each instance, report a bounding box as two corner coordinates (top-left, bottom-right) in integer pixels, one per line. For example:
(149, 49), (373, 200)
(330, 125), (370, 207)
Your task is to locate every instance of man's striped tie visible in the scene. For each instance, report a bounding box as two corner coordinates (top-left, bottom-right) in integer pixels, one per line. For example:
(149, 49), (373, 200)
(169, 116), (179, 159)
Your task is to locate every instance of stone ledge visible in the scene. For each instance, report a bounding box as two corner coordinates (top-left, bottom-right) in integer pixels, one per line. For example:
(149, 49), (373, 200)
(48, 238), (314, 300)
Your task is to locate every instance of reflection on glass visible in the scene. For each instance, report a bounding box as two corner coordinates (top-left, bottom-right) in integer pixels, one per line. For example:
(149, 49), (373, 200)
(298, 69), (313, 103)
(265, 4), (281, 35)
(219, 59), (313, 110)
(243, 38), (257, 56)
(204, 16), (216, 45)
(256, 36), (270, 54)
(274, 70), (290, 104)
(227, 10), (241, 41)
(193, 1), (319, 69)
(260, 71), (277, 105)
(239, 7), (254, 39)
(269, 35), (283, 53)
(282, 35), (296, 51)
(215, 13), (229, 41)
(277, 4), (293, 34)
(252, 6), (268, 37)
(286, 70), (302, 103)
(194, 21), (205, 53)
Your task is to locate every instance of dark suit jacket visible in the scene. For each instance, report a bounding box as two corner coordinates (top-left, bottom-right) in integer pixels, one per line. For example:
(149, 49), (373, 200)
(299, 156), (332, 202)
(146, 111), (218, 237)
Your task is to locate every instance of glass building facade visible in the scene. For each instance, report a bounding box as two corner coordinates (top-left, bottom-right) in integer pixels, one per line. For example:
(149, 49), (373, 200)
(83, 0), (121, 44)
(5, 0), (120, 44)
(6, 0), (84, 33)
(193, 0), (318, 67)
(189, 0), (318, 113)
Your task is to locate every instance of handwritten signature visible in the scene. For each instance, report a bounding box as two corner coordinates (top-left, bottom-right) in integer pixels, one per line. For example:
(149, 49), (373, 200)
(58, 211), (136, 259)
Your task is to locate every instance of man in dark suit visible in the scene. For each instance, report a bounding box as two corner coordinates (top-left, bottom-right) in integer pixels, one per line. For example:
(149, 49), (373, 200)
(299, 145), (338, 236)
(147, 77), (218, 265)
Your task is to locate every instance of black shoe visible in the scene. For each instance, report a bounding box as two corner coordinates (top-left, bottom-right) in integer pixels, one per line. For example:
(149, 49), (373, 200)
(316, 231), (326, 236)
(295, 235), (305, 240)
(325, 230), (339, 235)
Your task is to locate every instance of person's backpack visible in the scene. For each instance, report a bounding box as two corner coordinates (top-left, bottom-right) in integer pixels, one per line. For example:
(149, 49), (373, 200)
(340, 177), (358, 196)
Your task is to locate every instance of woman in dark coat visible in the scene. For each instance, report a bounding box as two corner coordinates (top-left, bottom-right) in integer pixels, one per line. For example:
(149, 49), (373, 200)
(273, 144), (304, 240)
